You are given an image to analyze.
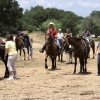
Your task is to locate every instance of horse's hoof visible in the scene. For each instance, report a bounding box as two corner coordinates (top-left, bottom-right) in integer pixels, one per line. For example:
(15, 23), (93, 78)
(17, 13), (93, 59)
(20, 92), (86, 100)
(45, 66), (48, 69)
(4, 76), (9, 78)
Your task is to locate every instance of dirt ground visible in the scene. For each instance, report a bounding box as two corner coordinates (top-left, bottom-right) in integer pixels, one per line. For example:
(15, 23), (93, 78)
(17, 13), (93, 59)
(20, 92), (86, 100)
(0, 32), (100, 100)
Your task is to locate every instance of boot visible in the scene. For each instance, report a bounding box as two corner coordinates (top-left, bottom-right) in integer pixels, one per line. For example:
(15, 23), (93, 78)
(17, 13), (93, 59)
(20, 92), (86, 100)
(39, 48), (44, 53)
(59, 48), (62, 54)
(39, 44), (46, 53)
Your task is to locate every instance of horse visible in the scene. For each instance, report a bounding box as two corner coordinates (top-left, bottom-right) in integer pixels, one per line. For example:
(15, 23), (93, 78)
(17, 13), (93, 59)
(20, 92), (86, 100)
(57, 39), (63, 62)
(67, 37), (89, 73)
(45, 34), (59, 70)
(0, 42), (9, 78)
(63, 40), (73, 64)
(89, 39), (95, 59)
(14, 35), (30, 60)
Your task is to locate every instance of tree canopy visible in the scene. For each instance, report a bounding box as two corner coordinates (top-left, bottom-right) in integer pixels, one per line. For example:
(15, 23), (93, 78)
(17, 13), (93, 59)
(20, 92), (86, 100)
(0, 1), (100, 38)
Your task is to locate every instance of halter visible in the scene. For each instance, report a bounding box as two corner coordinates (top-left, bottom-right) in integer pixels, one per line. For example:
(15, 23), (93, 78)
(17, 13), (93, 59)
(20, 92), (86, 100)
(63, 40), (73, 53)
(66, 38), (84, 54)
(74, 39), (84, 53)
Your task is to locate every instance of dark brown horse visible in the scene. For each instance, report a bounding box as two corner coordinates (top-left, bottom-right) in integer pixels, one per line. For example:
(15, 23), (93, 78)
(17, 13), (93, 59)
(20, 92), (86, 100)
(45, 35), (59, 70)
(63, 40), (73, 64)
(14, 35), (30, 60)
(67, 37), (89, 73)
(0, 42), (9, 78)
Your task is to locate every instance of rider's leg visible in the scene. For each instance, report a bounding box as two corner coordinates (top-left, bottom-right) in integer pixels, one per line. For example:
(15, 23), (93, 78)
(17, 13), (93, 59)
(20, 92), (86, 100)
(56, 39), (62, 53)
(39, 42), (46, 53)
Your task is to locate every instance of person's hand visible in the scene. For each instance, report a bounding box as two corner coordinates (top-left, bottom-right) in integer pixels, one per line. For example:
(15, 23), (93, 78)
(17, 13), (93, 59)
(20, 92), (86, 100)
(94, 52), (97, 57)
(50, 29), (52, 32)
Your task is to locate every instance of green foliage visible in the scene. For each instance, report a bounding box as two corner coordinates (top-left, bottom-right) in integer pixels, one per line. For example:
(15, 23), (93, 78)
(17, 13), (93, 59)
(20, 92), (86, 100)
(0, 0), (23, 36)
(81, 10), (100, 37)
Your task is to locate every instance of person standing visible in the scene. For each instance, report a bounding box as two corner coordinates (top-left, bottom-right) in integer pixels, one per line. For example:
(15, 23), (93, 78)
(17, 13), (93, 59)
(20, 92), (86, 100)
(29, 38), (33, 59)
(95, 36), (100, 75)
(4, 34), (18, 80)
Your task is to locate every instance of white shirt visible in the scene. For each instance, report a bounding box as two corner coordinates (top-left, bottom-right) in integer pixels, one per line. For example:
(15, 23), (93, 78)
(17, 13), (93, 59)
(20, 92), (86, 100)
(57, 33), (64, 39)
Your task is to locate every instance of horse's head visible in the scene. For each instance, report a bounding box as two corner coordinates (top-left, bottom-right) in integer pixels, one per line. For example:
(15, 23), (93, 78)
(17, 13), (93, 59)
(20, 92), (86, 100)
(45, 34), (53, 44)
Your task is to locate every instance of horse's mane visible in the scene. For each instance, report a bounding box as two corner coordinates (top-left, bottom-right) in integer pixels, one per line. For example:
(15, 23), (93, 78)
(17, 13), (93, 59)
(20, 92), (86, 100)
(71, 37), (81, 41)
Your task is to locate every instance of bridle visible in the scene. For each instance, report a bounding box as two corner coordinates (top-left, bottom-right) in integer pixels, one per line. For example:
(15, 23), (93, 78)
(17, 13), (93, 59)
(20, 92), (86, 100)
(64, 37), (84, 54)
(63, 40), (73, 53)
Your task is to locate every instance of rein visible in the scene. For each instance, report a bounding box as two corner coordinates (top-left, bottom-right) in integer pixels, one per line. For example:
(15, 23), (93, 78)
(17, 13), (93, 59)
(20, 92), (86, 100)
(64, 40), (73, 53)
(74, 40), (84, 53)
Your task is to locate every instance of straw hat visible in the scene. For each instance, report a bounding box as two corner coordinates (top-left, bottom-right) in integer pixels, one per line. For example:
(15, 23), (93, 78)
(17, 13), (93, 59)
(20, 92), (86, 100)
(48, 22), (55, 26)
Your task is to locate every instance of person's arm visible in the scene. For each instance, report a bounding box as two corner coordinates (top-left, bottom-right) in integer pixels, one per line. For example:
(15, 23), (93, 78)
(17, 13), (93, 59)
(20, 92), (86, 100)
(70, 33), (72, 37)
(95, 43), (99, 56)
(88, 31), (91, 38)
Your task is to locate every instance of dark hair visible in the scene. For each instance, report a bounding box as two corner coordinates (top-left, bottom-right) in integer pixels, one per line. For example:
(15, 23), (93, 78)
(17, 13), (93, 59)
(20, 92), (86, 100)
(6, 34), (13, 41)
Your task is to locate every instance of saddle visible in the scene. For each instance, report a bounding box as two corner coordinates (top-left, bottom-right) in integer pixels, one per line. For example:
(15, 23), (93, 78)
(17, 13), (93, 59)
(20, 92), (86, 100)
(0, 43), (5, 50)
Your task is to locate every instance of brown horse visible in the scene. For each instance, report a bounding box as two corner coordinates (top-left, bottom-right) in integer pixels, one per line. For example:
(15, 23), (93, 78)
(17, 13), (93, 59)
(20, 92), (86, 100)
(15, 35), (30, 60)
(45, 35), (59, 70)
(67, 37), (89, 73)
(0, 42), (9, 78)
(63, 40), (73, 64)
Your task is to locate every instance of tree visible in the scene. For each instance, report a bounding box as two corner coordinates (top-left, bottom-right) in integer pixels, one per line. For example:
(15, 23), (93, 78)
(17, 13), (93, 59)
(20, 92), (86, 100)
(0, 0), (23, 36)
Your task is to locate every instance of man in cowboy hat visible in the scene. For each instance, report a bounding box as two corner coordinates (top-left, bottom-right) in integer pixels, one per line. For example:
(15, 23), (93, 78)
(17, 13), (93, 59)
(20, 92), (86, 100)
(39, 22), (62, 53)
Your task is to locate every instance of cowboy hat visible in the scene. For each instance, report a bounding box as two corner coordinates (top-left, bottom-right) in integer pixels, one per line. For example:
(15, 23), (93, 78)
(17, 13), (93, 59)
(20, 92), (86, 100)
(49, 22), (55, 26)
(58, 29), (61, 31)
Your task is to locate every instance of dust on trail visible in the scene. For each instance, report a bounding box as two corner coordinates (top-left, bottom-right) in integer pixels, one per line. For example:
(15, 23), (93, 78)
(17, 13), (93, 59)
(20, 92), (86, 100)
(0, 32), (100, 100)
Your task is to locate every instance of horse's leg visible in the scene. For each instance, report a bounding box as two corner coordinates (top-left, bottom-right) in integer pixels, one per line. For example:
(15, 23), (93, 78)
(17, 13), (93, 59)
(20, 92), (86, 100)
(66, 53), (69, 64)
(60, 53), (63, 62)
(73, 57), (77, 73)
(45, 54), (48, 69)
(4, 63), (9, 78)
(92, 44), (95, 59)
(57, 54), (60, 62)
(19, 49), (22, 60)
(79, 58), (83, 73)
(54, 57), (57, 69)
(23, 49), (26, 60)
(1, 56), (9, 78)
(51, 58), (55, 70)
(84, 58), (87, 73)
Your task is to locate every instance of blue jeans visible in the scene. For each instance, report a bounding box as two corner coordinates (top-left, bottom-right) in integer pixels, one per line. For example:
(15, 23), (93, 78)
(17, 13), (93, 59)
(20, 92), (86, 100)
(42, 39), (61, 49)
(97, 53), (100, 74)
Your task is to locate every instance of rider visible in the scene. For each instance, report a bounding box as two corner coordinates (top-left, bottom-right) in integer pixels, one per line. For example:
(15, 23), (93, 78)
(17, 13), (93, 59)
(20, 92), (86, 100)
(19, 32), (32, 49)
(65, 29), (72, 38)
(39, 22), (62, 53)
(82, 28), (91, 44)
(64, 29), (72, 48)
(82, 28), (91, 55)
(57, 29), (64, 42)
